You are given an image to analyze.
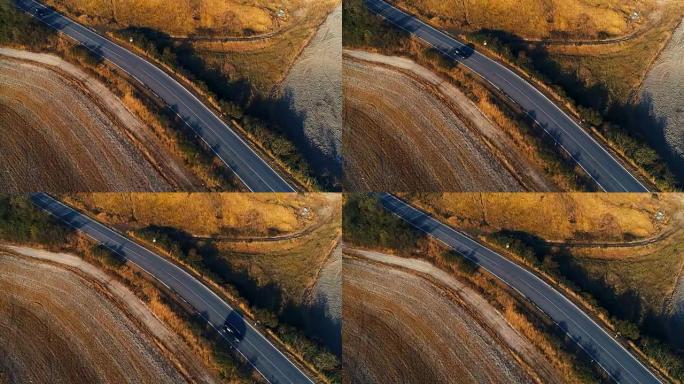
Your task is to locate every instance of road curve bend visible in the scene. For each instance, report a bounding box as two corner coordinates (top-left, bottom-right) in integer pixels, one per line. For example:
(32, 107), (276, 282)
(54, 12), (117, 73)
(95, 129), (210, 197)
(16, 0), (294, 192)
(31, 192), (313, 384)
(366, 0), (648, 192)
(379, 193), (660, 384)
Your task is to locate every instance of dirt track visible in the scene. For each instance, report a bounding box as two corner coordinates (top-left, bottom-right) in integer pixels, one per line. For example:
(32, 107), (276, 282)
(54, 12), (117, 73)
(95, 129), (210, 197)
(343, 51), (553, 191)
(0, 48), (200, 192)
(343, 250), (555, 384)
(0, 252), (191, 384)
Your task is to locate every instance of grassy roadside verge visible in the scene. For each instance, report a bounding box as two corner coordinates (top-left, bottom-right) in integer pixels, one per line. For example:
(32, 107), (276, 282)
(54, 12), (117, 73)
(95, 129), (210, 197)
(0, 195), (259, 382)
(383, 0), (682, 191)
(34, 196), (341, 383)
(128, 226), (340, 383)
(342, 193), (607, 382)
(1, 0), (242, 190)
(483, 230), (684, 382)
(464, 31), (678, 190)
(110, 27), (324, 191)
(402, 193), (684, 382)
(342, 0), (595, 191)
(78, 242), (261, 383)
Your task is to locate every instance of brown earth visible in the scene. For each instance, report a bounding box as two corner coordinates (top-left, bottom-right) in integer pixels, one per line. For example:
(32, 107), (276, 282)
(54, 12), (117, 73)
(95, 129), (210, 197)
(343, 250), (547, 384)
(308, 242), (341, 322)
(0, 48), (201, 192)
(1, 244), (217, 384)
(0, 253), (191, 384)
(342, 52), (555, 191)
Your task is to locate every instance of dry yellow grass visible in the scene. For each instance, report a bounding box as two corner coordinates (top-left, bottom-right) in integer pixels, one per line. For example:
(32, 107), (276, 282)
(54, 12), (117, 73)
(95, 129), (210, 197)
(45, 0), (276, 36)
(45, 0), (340, 91)
(544, 0), (684, 103)
(64, 237), (250, 381)
(63, 193), (320, 236)
(407, 193), (684, 321)
(219, 203), (341, 302)
(405, 193), (671, 241)
(395, 0), (654, 40)
(116, 265), (220, 375)
(65, 193), (342, 305)
(195, 0), (340, 91)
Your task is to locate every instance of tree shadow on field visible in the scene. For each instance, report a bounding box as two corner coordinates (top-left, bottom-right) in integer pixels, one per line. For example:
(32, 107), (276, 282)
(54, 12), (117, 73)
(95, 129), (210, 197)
(248, 90), (342, 191)
(472, 28), (683, 186)
(136, 225), (341, 355)
(282, 294), (342, 356)
(117, 26), (343, 190)
(117, 27), (254, 109)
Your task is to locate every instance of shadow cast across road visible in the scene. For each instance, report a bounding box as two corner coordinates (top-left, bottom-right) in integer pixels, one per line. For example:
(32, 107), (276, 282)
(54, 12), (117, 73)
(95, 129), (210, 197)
(136, 225), (342, 356)
(470, 28), (681, 187)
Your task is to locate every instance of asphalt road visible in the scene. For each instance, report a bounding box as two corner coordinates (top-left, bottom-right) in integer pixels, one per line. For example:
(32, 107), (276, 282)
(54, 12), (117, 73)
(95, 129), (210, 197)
(366, 0), (648, 193)
(379, 193), (660, 384)
(30, 193), (313, 384)
(16, 0), (294, 192)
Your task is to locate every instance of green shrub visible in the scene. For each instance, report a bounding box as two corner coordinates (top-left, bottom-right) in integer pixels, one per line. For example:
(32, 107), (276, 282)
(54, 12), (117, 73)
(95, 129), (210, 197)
(68, 44), (102, 66)
(0, 195), (73, 246)
(342, 194), (425, 251)
(342, 0), (409, 49)
(0, 0), (55, 47)
(442, 250), (479, 275)
(91, 244), (125, 268)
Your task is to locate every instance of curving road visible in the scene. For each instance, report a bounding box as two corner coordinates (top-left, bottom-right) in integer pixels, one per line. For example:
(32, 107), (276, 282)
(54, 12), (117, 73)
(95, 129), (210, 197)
(379, 193), (660, 384)
(366, 0), (648, 192)
(16, 0), (294, 192)
(30, 193), (313, 384)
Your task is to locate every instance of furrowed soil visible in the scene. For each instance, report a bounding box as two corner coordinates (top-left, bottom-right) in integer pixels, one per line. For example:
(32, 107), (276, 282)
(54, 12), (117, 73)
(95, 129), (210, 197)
(0, 253), (190, 384)
(309, 243), (341, 323)
(0, 48), (201, 192)
(343, 52), (554, 191)
(303, 242), (342, 354)
(279, 5), (342, 169)
(343, 250), (551, 384)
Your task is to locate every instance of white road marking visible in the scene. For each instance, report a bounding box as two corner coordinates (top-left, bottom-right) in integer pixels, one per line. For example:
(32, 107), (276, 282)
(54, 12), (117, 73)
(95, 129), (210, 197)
(380, 194), (661, 384)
